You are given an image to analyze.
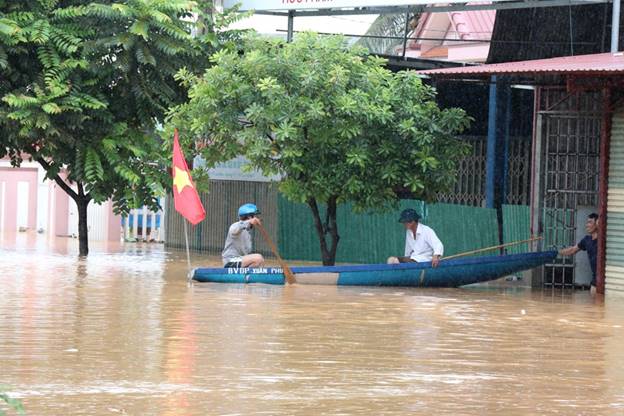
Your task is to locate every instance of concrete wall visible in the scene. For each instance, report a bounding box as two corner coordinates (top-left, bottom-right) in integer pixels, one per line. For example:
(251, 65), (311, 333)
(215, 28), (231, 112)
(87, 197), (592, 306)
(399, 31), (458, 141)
(0, 165), (39, 231)
(0, 159), (121, 241)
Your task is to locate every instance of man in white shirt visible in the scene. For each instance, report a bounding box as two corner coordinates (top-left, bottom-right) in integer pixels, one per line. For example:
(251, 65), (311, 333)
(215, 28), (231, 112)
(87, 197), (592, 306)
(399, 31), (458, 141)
(387, 208), (444, 267)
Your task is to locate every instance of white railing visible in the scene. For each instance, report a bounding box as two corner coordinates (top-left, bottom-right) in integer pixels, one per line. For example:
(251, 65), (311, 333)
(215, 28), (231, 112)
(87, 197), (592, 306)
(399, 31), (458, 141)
(122, 198), (166, 242)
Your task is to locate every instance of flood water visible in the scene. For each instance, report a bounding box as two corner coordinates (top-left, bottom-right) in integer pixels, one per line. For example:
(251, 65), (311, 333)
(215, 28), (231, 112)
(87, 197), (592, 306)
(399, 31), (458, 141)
(1, 232), (624, 415)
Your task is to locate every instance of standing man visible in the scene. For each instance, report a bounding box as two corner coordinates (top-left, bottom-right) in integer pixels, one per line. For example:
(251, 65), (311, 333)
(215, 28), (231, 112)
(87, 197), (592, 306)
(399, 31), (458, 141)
(222, 203), (265, 268)
(387, 208), (444, 268)
(559, 213), (599, 290)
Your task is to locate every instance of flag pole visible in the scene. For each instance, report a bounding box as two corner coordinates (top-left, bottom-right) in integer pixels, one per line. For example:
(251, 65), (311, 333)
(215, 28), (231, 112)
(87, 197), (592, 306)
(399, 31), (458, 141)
(183, 218), (193, 283)
(172, 128), (205, 284)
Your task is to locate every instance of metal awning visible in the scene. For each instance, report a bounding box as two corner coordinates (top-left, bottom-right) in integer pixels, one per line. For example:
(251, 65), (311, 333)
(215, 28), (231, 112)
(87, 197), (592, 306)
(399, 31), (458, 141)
(418, 52), (624, 77)
(225, 0), (610, 15)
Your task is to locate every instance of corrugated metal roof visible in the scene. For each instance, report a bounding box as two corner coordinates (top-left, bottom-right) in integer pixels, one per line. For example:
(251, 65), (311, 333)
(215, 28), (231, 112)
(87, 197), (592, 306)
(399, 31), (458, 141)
(449, 8), (495, 41)
(414, 7), (495, 41)
(419, 52), (624, 76)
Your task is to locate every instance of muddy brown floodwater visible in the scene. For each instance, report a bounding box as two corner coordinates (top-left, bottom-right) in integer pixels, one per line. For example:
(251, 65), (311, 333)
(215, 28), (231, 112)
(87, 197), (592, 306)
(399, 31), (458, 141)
(1, 232), (624, 415)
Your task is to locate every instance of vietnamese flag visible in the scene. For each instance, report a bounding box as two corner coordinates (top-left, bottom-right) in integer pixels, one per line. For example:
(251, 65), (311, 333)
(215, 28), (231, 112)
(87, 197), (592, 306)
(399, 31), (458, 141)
(172, 129), (205, 225)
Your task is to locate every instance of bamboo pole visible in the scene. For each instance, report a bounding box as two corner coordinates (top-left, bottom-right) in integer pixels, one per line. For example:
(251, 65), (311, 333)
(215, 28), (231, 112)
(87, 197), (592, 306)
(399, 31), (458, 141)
(442, 236), (543, 261)
(256, 222), (296, 285)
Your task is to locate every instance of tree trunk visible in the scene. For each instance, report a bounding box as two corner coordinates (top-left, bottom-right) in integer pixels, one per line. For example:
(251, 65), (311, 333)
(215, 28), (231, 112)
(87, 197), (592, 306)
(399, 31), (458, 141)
(75, 182), (92, 256)
(35, 158), (92, 256)
(326, 196), (339, 263)
(307, 197), (340, 266)
(76, 196), (89, 257)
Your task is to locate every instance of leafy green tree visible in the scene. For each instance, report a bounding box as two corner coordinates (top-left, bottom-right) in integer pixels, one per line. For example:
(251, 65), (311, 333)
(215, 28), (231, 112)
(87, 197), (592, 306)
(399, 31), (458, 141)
(169, 33), (471, 265)
(0, 0), (245, 255)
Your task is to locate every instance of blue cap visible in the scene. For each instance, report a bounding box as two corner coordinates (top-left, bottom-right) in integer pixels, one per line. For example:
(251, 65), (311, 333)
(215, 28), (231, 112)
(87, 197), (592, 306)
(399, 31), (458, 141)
(238, 203), (260, 217)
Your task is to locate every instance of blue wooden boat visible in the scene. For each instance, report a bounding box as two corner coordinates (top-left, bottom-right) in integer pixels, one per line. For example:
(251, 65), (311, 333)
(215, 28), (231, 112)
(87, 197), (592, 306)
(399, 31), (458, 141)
(192, 250), (557, 287)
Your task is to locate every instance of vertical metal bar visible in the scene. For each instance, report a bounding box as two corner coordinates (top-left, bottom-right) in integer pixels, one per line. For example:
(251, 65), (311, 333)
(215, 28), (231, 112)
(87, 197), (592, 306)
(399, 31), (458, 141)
(531, 112), (544, 287)
(566, 118), (572, 196)
(530, 87), (541, 240)
(572, 190), (578, 282)
(571, 114), (579, 284)
(555, 118), (561, 202)
(551, 117), (560, 280)
(575, 118), (581, 205)
(486, 76), (498, 208)
(287, 10), (294, 42)
(550, 116), (558, 287)
(502, 89), (512, 204)
(563, 190), (569, 286)
(402, 10), (410, 60)
(597, 88), (612, 294)
(612, 0), (621, 52)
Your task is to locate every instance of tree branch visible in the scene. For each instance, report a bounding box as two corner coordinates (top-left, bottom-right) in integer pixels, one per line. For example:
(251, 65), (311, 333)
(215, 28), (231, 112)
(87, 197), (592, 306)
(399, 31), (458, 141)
(36, 157), (78, 200)
(76, 181), (92, 203)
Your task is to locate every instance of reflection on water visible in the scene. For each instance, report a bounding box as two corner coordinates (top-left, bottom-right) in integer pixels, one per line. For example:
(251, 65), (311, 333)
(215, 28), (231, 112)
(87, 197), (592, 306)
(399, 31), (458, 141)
(1, 232), (623, 415)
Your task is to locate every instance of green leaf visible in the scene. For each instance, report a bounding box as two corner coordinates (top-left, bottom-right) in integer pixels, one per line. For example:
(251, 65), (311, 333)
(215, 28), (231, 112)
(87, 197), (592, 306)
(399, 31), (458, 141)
(111, 3), (133, 17)
(28, 19), (51, 44)
(129, 20), (150, 40)
(85, 148), (104, 182)
(0, 18), (21, 36)
(42, 102), (62, 114)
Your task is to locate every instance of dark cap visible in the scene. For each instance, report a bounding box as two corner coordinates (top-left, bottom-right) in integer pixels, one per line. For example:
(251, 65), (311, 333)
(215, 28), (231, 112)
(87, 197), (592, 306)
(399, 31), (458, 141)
(398, 208), (421, 223)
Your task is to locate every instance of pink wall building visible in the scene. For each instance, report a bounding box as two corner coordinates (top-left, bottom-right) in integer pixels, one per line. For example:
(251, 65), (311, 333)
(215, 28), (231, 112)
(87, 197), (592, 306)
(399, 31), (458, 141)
(396, 7), (495, 63)
(0, 159), (121, 241)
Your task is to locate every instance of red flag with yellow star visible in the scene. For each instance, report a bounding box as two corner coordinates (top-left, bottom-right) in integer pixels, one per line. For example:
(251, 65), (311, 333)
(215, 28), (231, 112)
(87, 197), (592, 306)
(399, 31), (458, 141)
(172, 129), (205, 225)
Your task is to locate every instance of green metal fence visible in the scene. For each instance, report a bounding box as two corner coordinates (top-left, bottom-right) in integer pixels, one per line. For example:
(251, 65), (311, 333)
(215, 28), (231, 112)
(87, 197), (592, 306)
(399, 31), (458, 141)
(502, 204), (531, 254)
(165, 180), (279, 257)
(165, 188), (535, 264)
(278, 196), (500, 263)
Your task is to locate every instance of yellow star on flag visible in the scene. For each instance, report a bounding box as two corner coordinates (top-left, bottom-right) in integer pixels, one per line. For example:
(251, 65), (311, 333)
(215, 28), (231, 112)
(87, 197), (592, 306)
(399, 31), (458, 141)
(173, 166), (193, 194)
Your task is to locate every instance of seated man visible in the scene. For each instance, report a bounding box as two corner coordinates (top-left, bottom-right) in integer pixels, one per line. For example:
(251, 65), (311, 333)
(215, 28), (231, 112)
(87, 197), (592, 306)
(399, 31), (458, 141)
(387, 208), (443, 268)
(222, 203), (264, 268)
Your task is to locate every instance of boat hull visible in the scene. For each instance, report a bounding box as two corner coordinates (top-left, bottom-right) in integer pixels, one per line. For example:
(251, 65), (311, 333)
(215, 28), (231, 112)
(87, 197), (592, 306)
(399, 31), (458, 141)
(193, 251), (557, 288)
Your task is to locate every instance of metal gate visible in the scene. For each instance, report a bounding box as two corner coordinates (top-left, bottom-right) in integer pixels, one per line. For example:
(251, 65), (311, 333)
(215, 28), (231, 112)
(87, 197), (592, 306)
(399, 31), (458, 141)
(534, 88), (602, 288)
(505, 136), (532, 205)
(435, 135), (531, 207)
(436, 136), (487, 206)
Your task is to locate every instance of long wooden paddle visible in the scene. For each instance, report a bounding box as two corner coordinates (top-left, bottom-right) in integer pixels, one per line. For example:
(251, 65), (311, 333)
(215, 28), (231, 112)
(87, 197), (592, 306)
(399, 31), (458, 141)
(256, 222), (296, 284)
(442, 236), (543, 261)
